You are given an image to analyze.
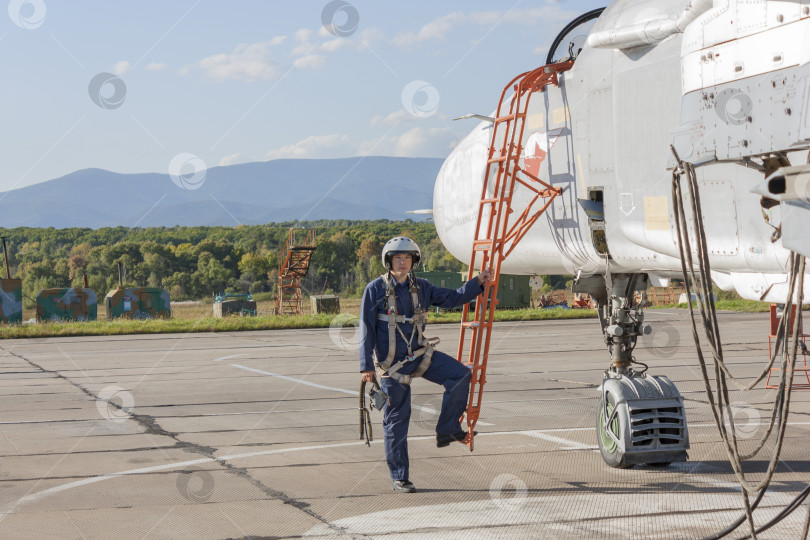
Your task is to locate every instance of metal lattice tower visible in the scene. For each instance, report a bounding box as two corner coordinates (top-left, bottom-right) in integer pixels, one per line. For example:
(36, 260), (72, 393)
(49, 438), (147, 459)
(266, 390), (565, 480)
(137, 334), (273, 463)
(275, 228), (317, 316)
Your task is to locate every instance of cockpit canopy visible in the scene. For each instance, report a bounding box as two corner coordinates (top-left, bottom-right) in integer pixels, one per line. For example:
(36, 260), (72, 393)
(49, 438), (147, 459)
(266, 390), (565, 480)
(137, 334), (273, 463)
(546, 7), (604, 64)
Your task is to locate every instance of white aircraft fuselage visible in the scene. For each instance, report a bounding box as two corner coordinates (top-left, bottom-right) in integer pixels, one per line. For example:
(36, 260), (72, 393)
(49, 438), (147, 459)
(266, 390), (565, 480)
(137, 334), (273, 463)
(433, 0), (810, 303)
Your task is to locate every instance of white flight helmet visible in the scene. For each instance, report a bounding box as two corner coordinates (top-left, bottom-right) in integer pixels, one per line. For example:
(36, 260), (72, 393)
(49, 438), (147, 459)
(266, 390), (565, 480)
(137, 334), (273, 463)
(381, 237), (421, 269)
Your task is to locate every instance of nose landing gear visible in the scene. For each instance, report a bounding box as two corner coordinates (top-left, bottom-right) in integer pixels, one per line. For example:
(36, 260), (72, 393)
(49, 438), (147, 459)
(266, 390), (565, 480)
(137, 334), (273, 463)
(597, 374), (689, 468)
(576, 272), (690, 468)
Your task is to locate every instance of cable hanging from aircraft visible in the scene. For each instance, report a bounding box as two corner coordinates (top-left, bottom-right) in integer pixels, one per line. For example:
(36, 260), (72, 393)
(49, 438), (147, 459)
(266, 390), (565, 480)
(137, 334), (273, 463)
(672, 148), (808, 539)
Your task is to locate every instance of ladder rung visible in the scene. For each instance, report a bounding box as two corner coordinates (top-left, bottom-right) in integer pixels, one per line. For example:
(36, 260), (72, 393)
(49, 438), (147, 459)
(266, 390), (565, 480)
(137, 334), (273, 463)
(487, 155), (507, 164)
(480, 197), (501, 204)
(494, 112), (524, 123)
(462, 320), (491, 329)
(473, 239), (495, 251)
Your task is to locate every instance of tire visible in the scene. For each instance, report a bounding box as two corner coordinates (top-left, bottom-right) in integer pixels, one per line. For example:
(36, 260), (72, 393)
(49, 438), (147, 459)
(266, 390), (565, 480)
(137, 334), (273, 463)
(597, 392), (634, 469)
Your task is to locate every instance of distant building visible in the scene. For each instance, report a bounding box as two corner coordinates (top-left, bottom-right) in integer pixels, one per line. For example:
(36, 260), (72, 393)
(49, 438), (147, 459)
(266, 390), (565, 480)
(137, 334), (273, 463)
(213, 293), (257, 317)
(415, 271), (530, 309)
(36, 288), (97, 322)
(105, 287), (171, 320)
(414, 270), (463, 290)
(492, 274), (531, 308)
(0, 279), (22, 324)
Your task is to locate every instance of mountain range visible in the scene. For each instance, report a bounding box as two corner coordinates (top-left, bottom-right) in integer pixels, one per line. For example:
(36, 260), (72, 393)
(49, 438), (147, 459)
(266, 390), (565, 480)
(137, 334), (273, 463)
(0, 157), (443, 228)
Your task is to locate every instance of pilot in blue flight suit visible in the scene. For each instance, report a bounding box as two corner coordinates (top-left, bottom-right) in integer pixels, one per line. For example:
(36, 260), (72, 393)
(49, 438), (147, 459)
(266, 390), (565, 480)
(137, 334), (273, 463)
(359, 237), (490, 493)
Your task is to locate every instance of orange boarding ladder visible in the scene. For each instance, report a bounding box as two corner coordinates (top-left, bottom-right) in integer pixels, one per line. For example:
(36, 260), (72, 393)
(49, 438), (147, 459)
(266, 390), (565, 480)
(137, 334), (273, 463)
(457, 61), (573, 450)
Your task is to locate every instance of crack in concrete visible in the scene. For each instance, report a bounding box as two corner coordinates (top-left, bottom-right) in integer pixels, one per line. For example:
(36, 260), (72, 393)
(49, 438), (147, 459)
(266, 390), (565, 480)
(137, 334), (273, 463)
(0, 345), (361, 538)
(0, 444), (182, 459)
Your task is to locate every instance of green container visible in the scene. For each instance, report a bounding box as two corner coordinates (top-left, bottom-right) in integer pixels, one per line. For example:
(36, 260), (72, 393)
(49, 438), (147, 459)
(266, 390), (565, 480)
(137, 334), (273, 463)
(214, 299), (257, 317)
(414, 271), (463, 290)
(453, 272), (531, 309)
(495, 274), (531, 308)
(311, 295), (340, 314)
(36, 288), (97, 322)
(417, 271), (530, 308)
(0, 278), (22, 324)
(105, 287), (171, 320)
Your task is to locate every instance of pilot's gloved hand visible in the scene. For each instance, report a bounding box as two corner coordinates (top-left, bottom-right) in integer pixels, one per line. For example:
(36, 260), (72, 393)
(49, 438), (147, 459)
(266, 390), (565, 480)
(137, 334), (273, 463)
(477, 269), (492, 285)
(361, 370), (376, 383)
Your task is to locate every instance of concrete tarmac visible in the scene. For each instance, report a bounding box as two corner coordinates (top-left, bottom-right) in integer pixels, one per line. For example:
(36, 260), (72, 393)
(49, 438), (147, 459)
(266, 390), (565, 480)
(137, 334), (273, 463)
(1, 309), (809, 539)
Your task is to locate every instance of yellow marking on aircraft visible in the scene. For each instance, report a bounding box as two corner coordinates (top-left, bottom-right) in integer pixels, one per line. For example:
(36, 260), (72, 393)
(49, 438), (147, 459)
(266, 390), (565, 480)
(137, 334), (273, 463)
(644, 196), (669, 230)
(576, 154), (586, 194)
(526, 113), (544, 130)
(553, 107), (570, 124)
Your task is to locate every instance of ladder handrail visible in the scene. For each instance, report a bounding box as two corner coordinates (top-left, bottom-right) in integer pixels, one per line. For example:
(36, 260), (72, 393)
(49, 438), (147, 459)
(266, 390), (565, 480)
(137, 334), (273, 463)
(457, 60), (573, 451)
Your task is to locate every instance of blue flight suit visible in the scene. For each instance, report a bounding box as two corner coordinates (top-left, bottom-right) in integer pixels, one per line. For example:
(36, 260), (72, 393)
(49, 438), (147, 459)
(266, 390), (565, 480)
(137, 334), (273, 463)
(359, 273), (484, 482)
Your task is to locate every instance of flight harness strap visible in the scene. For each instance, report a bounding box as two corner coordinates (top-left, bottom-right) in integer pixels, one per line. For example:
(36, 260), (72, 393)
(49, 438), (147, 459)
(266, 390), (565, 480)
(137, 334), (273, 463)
(374, 274), (440, 386)
(359, 380), (373, 446)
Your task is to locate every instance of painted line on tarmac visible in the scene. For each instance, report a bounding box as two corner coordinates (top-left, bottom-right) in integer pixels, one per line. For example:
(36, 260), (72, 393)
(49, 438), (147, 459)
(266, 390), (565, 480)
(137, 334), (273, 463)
(231, 364), (358, 395)
(3, 429), (581, 515)
(213, 354), (246, 362)
(12, 420), (805, 516)
(229, 363), (495, 425)
(1, 440), (367, 518)
(520, 431), (598, 451)
(7, 422), (592, 521)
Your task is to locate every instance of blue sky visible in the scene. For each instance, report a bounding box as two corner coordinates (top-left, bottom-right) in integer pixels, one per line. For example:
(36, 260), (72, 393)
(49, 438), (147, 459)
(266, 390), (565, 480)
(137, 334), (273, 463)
(0, 0), (604, 192)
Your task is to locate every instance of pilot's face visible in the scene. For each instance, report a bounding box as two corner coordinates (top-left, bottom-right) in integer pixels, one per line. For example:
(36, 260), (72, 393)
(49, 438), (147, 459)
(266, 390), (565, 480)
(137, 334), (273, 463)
(391, 253), (413, 274)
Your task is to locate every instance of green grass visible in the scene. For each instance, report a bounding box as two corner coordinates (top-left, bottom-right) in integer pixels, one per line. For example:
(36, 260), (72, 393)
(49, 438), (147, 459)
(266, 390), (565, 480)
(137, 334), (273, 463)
(427, 307), (598, 324)
(0, 307), (597, 339)
(650, 299), (773, 313)
(0, 314), (337, 339)
(2, 297), (781, 340)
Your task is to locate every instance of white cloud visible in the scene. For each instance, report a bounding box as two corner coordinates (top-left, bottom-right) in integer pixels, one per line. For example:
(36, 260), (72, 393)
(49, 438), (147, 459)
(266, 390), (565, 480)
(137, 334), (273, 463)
(360, 127), (456, 158)
(184, 37), (287, 82)
(296, 28), (313, 41)
(370, 110), (411, 127)
(113, 60), (131, 75)
(218, 152), (249, 167)
(264, 134), (355, 160)
(264, 128), (457, 161)
(389, 12), (464, 49)
(390, 7), (574, 49)
(293, 27), (383, 57)
(184, 28), (380, 80)
(293, 54), (326, 70)
(146, 62), (167, 71)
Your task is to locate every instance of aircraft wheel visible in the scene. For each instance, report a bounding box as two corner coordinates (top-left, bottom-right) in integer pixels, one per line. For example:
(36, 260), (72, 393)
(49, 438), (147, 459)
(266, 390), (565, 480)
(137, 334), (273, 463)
(597, 392), (633, 469)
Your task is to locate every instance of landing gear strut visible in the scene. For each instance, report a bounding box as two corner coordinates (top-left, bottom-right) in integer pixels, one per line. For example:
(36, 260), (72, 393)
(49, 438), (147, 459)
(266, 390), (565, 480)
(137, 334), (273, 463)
(575, 272), (690, 468)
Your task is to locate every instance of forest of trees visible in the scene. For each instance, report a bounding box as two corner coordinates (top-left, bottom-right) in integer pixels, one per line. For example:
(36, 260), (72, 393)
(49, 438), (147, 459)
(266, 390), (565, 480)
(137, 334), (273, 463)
(0, 220), (465, 307)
